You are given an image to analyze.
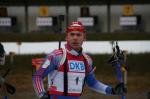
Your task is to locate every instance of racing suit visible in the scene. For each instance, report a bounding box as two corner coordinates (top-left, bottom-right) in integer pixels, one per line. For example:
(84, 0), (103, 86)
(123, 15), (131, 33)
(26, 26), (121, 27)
(32, 44), (113, 99)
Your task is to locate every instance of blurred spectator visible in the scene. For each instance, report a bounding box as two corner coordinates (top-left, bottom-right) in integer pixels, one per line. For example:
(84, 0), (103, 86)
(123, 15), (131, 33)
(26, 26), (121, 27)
(0, 43), (5, 66)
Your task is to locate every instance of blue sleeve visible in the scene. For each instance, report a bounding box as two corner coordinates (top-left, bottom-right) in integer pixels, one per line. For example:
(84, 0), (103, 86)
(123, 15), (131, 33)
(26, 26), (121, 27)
(85, 54), (114, 95)
(85, 72), (114, 95)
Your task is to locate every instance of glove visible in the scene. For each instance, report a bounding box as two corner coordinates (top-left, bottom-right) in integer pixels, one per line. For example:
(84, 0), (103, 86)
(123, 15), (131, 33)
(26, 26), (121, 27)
(5, 82), (16, 94)
(0, 78), (16, 94)
(40, 94), (49, 99)
(114, 82), (127, 95)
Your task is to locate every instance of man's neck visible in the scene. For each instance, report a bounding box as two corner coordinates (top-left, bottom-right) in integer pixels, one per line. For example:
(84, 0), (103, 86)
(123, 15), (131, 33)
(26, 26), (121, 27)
(65, 44), (83, 56)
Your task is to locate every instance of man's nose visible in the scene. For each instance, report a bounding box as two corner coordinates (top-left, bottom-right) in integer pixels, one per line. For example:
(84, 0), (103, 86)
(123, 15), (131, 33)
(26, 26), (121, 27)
(73, 34), (78, 39)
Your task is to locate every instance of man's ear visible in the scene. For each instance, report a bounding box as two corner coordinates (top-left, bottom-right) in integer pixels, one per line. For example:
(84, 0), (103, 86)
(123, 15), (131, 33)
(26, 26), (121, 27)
(65, 36), (68, 41)
(84, 34), (86, 41)
(84, 37), (86, 41)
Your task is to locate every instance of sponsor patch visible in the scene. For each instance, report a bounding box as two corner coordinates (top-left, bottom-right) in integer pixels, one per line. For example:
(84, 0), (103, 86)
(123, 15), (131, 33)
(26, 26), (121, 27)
(68, 60), (85, 72)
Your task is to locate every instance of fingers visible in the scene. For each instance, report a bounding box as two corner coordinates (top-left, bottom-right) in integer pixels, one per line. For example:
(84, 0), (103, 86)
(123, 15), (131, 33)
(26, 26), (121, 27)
(115, 83), (127, 95)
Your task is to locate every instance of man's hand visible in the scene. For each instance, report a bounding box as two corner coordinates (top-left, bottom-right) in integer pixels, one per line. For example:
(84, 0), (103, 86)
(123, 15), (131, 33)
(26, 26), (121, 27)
(114, 82), (127, 95)
(5, 82), (16, 94)
(105, 83), (127, 95)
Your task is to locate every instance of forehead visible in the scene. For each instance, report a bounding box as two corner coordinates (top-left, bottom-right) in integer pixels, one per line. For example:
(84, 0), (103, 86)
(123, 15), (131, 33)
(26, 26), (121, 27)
(68, 31), (83, 34)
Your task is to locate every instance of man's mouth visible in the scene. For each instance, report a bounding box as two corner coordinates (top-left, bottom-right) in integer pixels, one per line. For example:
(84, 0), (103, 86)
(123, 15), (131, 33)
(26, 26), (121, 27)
(72, 42), (79, 45)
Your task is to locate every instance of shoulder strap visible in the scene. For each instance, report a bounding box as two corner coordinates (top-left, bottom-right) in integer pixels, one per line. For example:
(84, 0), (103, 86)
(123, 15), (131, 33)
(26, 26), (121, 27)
(59, 48), (68, 95)
(64, 58), (68, 96)
(59, 48), (67, 66)
(83, 53), (90, 74)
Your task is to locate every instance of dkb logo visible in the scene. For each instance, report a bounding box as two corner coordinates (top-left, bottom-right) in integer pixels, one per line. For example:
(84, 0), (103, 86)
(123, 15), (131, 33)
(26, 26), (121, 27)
(68, 60), (85, 72)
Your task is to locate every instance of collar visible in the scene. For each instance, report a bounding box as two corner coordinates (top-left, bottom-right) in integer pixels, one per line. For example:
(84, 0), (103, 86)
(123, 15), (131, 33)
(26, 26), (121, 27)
(65, 44), (83, 56)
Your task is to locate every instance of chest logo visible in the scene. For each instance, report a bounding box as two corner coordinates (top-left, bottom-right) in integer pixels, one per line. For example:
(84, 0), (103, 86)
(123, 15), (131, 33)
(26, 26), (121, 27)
(68, 60), (85, 72)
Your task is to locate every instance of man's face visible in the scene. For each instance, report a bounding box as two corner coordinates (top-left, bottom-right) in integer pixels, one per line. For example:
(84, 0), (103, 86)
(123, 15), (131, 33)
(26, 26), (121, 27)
(66, 31), (86, 51)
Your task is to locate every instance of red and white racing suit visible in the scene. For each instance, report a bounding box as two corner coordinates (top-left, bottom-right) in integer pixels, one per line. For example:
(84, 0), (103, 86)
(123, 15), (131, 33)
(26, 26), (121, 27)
(32, 44), (112, 99)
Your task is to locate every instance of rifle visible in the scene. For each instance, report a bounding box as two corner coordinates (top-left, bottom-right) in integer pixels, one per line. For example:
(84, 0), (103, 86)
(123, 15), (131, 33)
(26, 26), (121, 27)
(0, 69), (16, 99)
(108, 41), (128, 99)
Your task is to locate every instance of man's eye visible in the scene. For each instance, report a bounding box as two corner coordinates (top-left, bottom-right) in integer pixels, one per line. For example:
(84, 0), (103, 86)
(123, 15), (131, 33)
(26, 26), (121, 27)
(70, 33), (75, 36)
(70, 33), (81, 36)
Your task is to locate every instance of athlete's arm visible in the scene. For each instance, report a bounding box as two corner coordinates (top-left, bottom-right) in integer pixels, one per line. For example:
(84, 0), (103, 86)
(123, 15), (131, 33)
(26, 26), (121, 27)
(32, 50), (62, 98)
(85, 73), (113, 94)
(85, 55), (114, 95)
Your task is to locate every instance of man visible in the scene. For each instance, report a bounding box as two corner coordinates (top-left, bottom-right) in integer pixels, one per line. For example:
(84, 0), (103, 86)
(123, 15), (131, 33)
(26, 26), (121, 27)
(0, 43), (5, 66)
(0, 42), (5, 89)
(32, 21), (126, 99)
(0, 43), (16, 96)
